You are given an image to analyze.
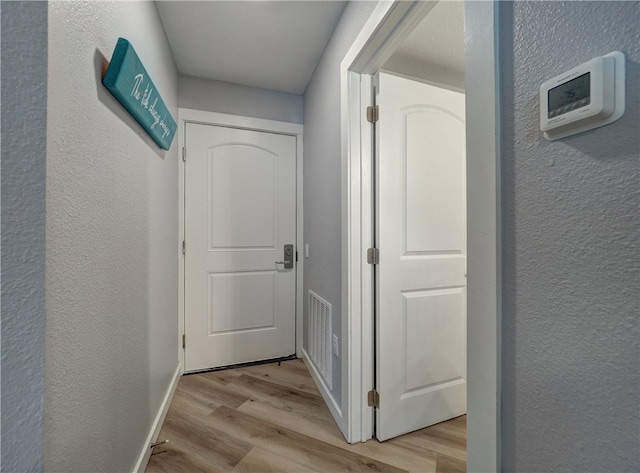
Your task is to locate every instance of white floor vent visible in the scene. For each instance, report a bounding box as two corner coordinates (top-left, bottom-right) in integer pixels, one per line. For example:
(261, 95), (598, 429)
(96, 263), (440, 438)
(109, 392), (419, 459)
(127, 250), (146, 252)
(308, 290), (332, 389)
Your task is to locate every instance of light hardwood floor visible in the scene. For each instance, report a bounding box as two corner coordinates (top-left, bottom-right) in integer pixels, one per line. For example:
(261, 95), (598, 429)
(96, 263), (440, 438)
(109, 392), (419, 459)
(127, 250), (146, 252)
(146, 359), (466, 473)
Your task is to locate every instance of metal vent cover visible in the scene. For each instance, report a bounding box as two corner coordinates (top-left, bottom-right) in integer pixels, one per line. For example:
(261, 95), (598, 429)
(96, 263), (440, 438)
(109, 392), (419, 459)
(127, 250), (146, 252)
(308, 290), (332, 389)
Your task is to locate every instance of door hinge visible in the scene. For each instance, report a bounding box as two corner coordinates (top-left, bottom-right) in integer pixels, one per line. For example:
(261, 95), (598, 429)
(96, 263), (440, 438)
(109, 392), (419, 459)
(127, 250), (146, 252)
(366, 105), (379, 123)
(367, 247), (379, 265)
(182, 147), (186, 162)
(182, 240), (186, 256)
(182, 334), (185, 349)
(368, 389), (380, 408)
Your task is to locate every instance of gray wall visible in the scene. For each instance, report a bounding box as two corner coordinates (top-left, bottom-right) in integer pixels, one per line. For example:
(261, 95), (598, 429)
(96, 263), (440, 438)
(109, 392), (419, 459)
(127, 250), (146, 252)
(1, 2), (48, 471)
(500, 2), (639, 471)
(179, 75), (304, 124)
(303, 0), (377, 408)
(45, 2), (179, 471)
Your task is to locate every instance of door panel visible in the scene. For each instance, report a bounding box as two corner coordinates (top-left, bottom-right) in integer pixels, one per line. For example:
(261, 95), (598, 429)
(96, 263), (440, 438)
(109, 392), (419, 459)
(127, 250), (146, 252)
(404, 108), (465, 253)
(376, 73), (466, 441)
(185, 123), (296, 372)
(403, 288), (465, 391)
(207, 271), (276, 333)
(209, 145), (276, 248)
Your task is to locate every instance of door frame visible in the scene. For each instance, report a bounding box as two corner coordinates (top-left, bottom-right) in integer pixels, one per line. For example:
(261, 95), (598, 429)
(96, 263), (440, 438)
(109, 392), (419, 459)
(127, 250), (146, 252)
(177, 108), (304, 373)
(340, 1), (501, 471)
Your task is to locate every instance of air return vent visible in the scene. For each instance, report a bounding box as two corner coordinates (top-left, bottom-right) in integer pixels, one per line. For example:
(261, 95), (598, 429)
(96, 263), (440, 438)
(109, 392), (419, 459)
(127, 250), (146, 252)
(308, 290), (332, 389)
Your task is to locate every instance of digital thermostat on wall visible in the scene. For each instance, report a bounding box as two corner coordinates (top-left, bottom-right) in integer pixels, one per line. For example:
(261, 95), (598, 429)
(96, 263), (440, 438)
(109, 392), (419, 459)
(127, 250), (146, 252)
(540, 51), (625, 141)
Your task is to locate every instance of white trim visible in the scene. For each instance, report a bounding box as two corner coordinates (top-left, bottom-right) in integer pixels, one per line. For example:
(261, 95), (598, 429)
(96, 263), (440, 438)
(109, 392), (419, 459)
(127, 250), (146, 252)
(177, 108), (304, 373)
(340, 1), (502, 469)
(379, 68), (466, 95)
(343, 2), (438, 76)
(464, 2), (502, 471)
(178, 114), (186, 372)
(178, 108), (303, 136)
(340, 0), (439, 445)
(296, 134), (305, 357)
(340, 1), (401, 442)
(341, 70), (375, 444)
(301, 349), (343, 429)
(357, 74), (375, 442)
(133, 364), (181, 473)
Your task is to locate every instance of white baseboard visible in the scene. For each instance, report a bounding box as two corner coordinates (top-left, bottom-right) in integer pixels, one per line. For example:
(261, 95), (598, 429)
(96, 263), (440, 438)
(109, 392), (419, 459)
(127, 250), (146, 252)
(301, 349), (343, 429)
(133, 363), (181, 473)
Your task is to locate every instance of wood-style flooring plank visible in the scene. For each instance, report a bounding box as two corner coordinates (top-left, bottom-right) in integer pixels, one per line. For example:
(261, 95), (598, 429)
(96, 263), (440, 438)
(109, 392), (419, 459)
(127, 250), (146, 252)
(145, 360), (467, 473)
(233, 361), (320, 395)
(227, 374), (329, 424)
(179, 372), (249, 410)
(237, 396), (341, 444)
(148, 443), (227, 473)
(231, 447), (319, 473)
(153, 405), (253, 471)
(392, 426), (466, 463)
(197, 368), (244, 386)
(435, 453), (466, 473)
(238, 397), (437, 473)
(209, 405), (409, 473)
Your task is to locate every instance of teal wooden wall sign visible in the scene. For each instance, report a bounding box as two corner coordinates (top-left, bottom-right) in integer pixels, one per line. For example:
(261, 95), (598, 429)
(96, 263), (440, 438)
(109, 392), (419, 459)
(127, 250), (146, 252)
(103, 38), (176, 150)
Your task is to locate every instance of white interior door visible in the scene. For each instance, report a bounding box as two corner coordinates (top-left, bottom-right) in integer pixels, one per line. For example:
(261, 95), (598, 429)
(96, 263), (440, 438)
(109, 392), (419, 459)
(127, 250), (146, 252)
(375, 72), (467, 441)
(184, 123), (297, 372)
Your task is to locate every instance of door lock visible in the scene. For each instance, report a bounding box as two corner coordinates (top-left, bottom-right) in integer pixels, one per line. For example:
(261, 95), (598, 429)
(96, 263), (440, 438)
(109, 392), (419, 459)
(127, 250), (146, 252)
(275, 244), (294, 269)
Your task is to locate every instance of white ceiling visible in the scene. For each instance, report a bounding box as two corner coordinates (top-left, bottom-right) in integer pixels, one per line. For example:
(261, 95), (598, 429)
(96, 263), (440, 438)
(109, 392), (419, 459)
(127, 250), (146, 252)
(156, 1), (465, 96)
(156, 1), (347, 95)
(384, 0), (465, 89)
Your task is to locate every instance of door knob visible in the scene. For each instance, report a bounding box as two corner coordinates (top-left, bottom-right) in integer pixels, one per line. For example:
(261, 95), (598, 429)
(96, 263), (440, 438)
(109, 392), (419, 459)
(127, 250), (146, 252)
(275, 244), (294, 269)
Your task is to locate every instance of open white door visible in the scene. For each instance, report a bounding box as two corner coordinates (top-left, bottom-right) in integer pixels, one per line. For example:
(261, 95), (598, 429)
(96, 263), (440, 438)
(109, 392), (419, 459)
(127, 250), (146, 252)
(375, 72), (467, 441)
(184, 123), (297, 372)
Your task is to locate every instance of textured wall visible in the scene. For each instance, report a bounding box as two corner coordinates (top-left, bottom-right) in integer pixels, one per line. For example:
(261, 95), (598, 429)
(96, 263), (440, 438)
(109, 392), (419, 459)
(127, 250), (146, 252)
(303, 0), (377, 409)
(178, 75), (304, 124)
(0, 2), (48, 471)
(500, 2), (640, 471)
(45, 2), (179, 471)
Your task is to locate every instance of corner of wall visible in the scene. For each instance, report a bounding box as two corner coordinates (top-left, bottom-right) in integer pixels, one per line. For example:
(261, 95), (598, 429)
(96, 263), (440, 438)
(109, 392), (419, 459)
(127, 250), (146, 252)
(0, 2), (48, 471)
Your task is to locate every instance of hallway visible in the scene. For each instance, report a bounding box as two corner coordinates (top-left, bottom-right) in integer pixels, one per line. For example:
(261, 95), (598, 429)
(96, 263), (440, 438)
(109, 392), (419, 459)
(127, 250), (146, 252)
(146, 360), (466, 472)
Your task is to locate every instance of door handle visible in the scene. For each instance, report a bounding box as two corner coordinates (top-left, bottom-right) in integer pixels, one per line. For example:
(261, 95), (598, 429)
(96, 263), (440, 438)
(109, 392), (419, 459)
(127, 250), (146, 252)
(275, 244), (294, 269)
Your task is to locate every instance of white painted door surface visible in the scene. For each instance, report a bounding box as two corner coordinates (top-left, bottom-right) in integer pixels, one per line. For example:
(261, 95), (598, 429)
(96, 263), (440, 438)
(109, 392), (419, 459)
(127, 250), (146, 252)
(376, 73), (467, 441)
(184, 123), (296, 372)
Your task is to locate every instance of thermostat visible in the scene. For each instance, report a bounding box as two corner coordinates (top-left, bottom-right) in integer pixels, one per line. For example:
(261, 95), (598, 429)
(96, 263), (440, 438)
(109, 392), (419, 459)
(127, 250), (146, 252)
(540, 51), (625, 140)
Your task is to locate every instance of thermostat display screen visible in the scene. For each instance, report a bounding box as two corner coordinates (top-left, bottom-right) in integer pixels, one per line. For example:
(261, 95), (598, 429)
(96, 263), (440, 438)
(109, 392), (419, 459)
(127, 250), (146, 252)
(548, 72), (591, 118)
